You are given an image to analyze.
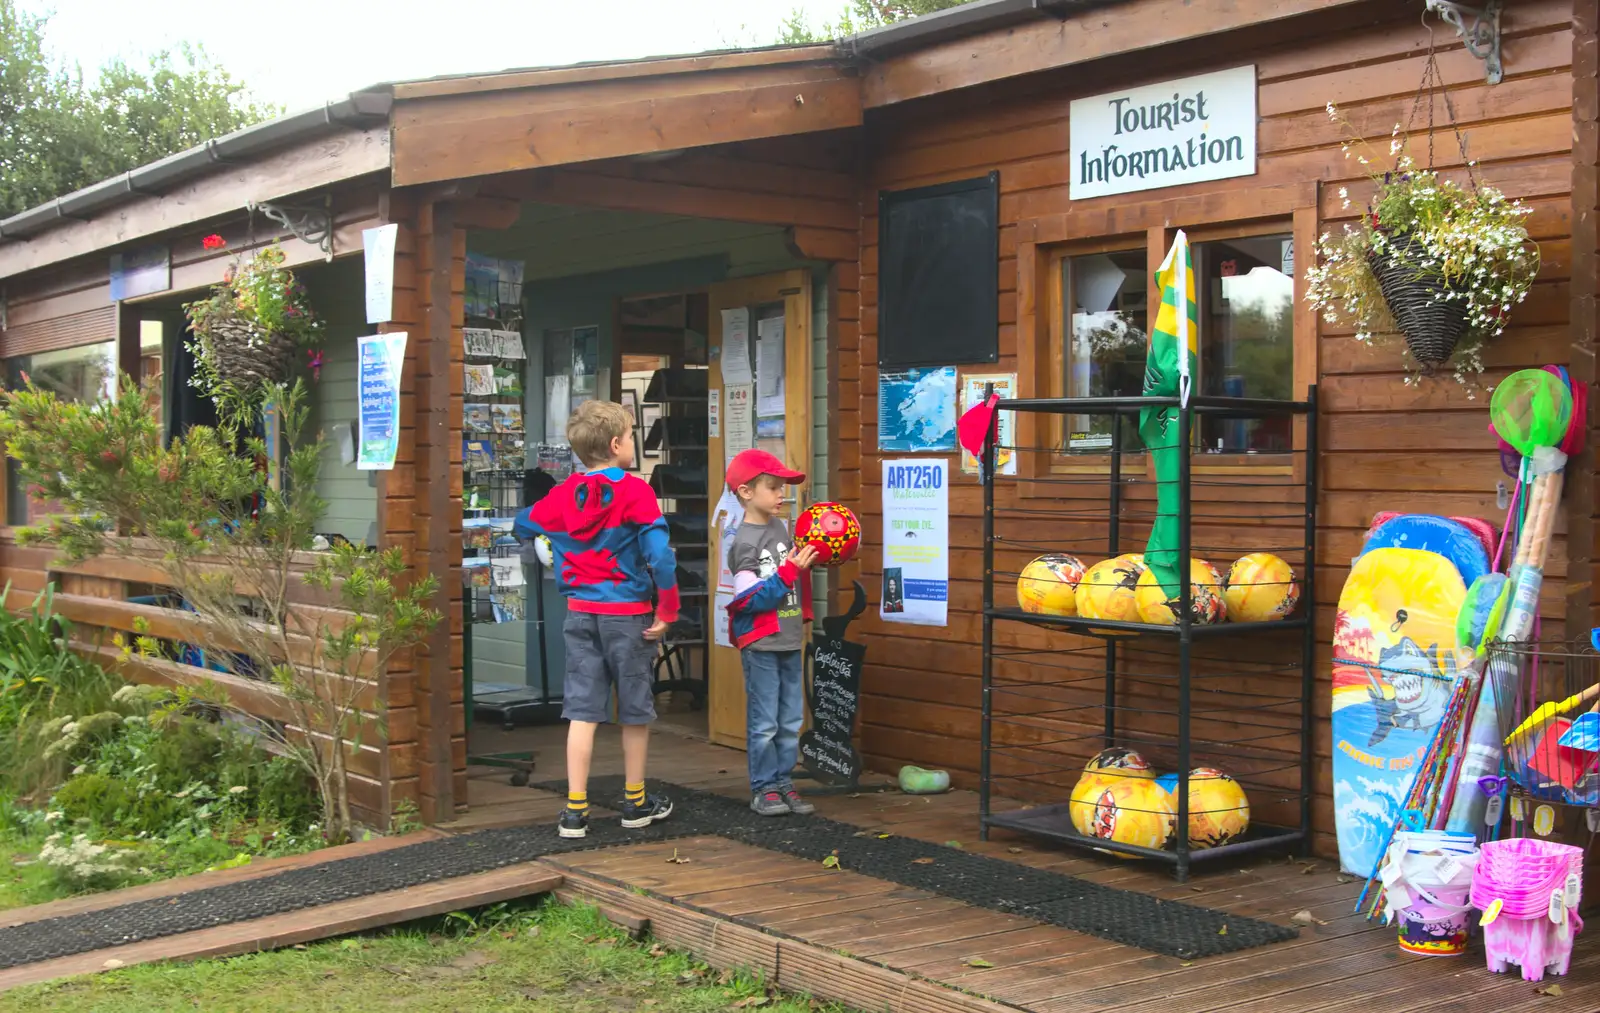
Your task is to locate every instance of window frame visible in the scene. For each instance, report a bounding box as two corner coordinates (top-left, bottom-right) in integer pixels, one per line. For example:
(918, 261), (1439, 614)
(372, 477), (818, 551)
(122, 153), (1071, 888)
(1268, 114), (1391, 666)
(1015, 181), (1319, 491)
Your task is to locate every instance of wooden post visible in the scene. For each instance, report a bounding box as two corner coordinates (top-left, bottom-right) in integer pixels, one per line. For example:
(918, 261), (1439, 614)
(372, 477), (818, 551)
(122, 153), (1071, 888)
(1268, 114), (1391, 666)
(1573, 0), (1598, 638)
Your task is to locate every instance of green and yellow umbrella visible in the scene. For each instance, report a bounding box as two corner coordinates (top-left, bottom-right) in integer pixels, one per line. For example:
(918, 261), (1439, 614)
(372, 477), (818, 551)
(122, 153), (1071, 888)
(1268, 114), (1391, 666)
(1138, 230), (1199, 600)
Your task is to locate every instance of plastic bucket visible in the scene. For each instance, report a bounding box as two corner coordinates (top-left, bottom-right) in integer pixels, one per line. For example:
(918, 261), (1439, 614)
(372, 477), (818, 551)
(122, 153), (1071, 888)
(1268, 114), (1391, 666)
(1385, 831), (1478, 957)
(1471, 837), (1584, 981)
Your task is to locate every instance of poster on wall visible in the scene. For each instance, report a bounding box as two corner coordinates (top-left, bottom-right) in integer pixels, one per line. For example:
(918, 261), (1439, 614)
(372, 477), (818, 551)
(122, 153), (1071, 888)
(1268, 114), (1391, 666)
(1069, 65), (1257, 200)
(878, 366), (957, 453)
(725, 382), (754, 461)
(356, 332), (408, 471)
(959, 373), (1017, 476)
(719, 307), (753, 385)
(711, 486), (743, 649)
(362, 224), (399, 324)
(880, 459), (949, 627)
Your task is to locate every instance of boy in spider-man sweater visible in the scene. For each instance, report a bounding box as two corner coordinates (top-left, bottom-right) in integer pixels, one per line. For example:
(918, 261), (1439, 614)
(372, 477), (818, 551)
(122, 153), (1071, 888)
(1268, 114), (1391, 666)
(514, 400), (678, 839)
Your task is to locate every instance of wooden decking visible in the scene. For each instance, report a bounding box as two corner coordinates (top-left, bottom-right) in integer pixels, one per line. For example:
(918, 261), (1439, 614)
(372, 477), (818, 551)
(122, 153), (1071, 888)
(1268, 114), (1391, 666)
(459, 721), (1600, 1013)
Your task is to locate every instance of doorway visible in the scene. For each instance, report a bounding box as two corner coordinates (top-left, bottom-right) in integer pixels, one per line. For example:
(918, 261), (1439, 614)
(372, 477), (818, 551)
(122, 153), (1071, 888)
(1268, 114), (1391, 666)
(617, 290), (712, 739)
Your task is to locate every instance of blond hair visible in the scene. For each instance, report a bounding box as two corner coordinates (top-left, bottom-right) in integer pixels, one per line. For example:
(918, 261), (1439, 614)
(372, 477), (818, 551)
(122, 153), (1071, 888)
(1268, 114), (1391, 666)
(566, 400), (633, 466)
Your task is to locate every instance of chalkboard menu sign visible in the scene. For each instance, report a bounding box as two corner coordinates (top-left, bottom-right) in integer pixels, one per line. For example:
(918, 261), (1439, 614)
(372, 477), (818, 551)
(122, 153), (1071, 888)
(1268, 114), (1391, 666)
(799, 633), (866, 785)
(799, 580), (869, 787)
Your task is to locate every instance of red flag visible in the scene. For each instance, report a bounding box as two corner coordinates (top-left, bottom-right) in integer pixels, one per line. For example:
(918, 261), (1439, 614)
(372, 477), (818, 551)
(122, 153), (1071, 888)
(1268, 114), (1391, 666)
(957, 394), (998, 461)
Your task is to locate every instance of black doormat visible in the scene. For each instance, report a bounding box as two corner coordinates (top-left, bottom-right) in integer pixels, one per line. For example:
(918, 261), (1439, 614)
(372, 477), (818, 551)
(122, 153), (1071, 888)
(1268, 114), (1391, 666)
(542, 778), (1296, 959)
(0, 782), (1294, 970)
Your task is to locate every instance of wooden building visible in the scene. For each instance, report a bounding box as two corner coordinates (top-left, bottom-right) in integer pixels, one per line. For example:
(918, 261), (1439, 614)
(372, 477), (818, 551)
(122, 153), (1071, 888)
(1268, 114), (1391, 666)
(0, 0), (1589, 858)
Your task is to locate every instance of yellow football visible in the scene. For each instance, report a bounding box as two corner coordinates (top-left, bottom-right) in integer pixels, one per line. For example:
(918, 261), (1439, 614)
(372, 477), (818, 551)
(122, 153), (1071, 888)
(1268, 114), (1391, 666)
(1224, 552), (1300, 623)
(1134, 558), (1227, 626)
(1017, 553), (1087, 616)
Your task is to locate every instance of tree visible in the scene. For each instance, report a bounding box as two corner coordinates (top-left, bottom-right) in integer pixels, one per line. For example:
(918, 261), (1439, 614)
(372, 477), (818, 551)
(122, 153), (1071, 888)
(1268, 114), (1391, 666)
(0, 375), (441, 844)
(778, 0), (977, 43)
(0, 1), (276, 218)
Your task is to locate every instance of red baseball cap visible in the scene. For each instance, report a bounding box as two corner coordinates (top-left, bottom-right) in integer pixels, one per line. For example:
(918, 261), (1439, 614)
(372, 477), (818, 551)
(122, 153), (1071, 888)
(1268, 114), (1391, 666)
(726, 448), (805, 490)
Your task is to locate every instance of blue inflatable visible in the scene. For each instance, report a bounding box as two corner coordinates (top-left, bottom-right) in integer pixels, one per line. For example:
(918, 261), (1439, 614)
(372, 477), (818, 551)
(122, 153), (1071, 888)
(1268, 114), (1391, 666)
(1361, 514), (1492, 588)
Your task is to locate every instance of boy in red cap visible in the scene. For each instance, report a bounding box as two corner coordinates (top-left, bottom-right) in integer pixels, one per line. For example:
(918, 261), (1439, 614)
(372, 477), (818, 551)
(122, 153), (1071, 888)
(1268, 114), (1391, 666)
(724, 448), (819, 816)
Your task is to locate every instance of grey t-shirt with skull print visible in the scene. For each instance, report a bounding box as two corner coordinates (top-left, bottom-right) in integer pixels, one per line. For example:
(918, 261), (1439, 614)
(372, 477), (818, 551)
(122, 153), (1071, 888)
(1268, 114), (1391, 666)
(727, 518), (804, 652)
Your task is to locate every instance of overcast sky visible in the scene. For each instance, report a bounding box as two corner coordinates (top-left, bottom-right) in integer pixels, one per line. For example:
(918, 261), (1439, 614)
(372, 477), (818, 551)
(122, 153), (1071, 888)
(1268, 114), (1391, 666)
(23, 0), (832, 113)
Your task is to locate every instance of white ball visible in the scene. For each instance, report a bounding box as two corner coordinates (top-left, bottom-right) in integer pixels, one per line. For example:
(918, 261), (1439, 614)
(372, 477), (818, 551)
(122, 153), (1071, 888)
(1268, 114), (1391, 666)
(534, 535), (554, 568)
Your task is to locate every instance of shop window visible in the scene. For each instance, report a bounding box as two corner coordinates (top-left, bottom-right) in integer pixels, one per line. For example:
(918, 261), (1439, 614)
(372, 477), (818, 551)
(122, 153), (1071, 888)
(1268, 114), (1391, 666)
(1046, 222), (1298, 469)
(5, 341), (117, 525)
(1059, 249), (1148, 454)
(1194, 234), (1295, 455)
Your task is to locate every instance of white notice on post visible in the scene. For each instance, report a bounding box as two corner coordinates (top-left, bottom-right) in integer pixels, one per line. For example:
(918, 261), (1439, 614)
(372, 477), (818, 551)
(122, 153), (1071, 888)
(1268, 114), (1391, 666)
(720, 308), (753, 385)
(879, 459), (949, 627)
(755, 315), (786, 418)
(362, 224), (399, 324)
(725, 383), (754, 461)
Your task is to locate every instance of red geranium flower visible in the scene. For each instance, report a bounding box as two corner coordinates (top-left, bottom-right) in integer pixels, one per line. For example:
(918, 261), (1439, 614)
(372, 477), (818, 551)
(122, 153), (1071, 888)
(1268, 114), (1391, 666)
(202, 234), (226, 250)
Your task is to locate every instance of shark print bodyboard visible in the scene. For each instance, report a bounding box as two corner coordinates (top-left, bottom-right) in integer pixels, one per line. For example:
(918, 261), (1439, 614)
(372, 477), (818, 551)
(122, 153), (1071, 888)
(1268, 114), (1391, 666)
(1331, 546), (1468, 878)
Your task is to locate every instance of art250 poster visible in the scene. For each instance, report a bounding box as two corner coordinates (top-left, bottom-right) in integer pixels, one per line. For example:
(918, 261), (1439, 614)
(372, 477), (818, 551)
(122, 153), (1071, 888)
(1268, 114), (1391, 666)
(879, 459), (949, 627)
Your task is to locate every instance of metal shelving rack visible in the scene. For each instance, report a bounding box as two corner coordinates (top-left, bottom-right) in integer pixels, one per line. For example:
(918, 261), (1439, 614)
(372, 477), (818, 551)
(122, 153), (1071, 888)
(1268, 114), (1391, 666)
(643, 366), (709, 707)
(977, 391), (1318, 881)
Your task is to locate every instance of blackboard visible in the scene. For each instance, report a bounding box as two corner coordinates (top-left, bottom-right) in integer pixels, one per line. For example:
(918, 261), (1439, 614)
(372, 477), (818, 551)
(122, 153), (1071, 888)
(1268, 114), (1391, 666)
(799, 633), (866, 785)
(877, 172), (1000, 369)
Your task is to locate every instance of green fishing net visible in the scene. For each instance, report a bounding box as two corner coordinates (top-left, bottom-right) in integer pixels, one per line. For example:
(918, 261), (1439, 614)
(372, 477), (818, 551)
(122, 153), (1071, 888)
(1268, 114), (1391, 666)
(1490, 368), (1572, 455)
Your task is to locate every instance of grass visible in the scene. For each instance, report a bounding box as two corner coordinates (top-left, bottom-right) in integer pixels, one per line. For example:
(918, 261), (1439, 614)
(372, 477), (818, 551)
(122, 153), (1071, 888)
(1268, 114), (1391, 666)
(0, 898), (859, 1013)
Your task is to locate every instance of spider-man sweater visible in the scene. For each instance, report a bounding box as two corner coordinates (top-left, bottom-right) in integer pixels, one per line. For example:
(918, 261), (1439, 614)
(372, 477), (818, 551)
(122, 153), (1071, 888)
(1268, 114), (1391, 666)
(513, 467), (679, 623)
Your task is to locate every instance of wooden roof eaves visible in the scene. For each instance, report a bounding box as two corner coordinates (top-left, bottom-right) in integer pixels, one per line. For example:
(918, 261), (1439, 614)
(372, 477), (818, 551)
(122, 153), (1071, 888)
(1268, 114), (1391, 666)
(389, 44), (845, 101)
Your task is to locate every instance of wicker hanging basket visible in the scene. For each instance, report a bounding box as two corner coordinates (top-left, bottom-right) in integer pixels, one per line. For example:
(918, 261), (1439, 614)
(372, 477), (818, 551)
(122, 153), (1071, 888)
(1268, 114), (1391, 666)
(193, 303), (299, 388)
(1365, 234), (1470, 368)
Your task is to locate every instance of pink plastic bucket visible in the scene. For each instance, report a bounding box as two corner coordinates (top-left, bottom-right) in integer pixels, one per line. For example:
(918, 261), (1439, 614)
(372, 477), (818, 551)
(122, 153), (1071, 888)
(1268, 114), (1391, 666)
(1471, 837), (1584, 981)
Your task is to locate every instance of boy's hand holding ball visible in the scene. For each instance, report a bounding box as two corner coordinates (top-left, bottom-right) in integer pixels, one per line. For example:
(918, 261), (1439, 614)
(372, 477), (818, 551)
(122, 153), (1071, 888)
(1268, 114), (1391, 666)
(787, 544), (821, 571)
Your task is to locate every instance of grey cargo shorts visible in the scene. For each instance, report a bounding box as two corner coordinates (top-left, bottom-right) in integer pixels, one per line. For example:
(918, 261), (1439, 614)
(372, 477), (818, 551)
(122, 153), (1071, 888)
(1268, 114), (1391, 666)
(561, 611), (658, 725)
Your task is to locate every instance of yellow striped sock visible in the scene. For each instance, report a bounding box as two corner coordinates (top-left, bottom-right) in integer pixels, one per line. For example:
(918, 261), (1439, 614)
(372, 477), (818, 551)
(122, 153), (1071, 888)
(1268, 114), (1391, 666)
(625, 782), (645, 805)
(567, 791), (589, 813)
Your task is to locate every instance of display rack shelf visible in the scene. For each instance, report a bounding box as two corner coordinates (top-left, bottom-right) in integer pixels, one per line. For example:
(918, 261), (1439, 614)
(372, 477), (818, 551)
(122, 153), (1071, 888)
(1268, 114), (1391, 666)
(977, 390), (1318, 881)
(642, 366), (710, 708)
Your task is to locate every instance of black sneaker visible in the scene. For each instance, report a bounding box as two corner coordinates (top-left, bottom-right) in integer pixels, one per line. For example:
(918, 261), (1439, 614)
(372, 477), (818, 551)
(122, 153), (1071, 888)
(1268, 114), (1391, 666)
(558, 807), (589, 839)
(751, 789), (790, 817)
(780, 786), (815, 815)
(620, 792), (673, 829)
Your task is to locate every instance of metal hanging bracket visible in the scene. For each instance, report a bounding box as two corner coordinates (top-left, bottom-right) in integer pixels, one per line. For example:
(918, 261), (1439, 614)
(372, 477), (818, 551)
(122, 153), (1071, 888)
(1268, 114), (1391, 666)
(1425, 0), (1503, 85)
(247, 194), (334, 261)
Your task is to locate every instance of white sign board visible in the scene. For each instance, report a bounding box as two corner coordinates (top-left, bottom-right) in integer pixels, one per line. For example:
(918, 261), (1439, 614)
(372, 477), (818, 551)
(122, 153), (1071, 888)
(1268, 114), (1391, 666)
(1070, 65), (1257, 200)
(879, 459), (949, 627)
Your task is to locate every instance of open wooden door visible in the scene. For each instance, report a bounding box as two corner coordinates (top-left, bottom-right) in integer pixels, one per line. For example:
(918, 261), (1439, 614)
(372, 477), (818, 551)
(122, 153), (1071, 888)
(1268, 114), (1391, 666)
(705, 269), (813, 750)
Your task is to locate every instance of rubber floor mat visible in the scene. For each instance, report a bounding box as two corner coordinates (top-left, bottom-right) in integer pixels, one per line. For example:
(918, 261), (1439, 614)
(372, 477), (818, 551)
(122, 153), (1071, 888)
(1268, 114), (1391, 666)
(0, 781), (1294, 969)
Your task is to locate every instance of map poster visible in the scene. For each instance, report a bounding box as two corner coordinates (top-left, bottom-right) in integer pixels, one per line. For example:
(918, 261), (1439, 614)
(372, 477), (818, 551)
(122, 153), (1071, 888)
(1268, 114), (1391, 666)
(880, 459), (949, 627)
(878, 366), (957, 453)
(959, 372), (1017, 476)
(357, 332), (408, 471)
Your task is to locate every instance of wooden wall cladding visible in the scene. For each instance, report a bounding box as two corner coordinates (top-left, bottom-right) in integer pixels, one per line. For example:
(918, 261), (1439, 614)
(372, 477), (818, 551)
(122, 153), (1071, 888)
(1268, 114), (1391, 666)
(837, 0), (1578, 858)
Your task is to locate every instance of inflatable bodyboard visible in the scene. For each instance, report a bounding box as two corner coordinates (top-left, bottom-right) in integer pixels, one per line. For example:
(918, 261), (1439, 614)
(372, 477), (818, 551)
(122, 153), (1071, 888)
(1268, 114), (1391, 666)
(1331, 546), (1468, 878)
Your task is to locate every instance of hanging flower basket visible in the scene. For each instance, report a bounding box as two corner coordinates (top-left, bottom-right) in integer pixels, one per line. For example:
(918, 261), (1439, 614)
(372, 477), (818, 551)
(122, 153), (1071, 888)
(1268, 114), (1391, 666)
(1364, 235), (1470, 367)
(184, 243), (322, 399)
(1304, 106), (1539, 391)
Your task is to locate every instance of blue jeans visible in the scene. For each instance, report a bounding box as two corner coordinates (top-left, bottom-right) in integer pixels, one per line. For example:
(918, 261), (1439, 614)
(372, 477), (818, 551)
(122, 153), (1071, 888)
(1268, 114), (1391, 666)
(742, 648), (803, 793)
